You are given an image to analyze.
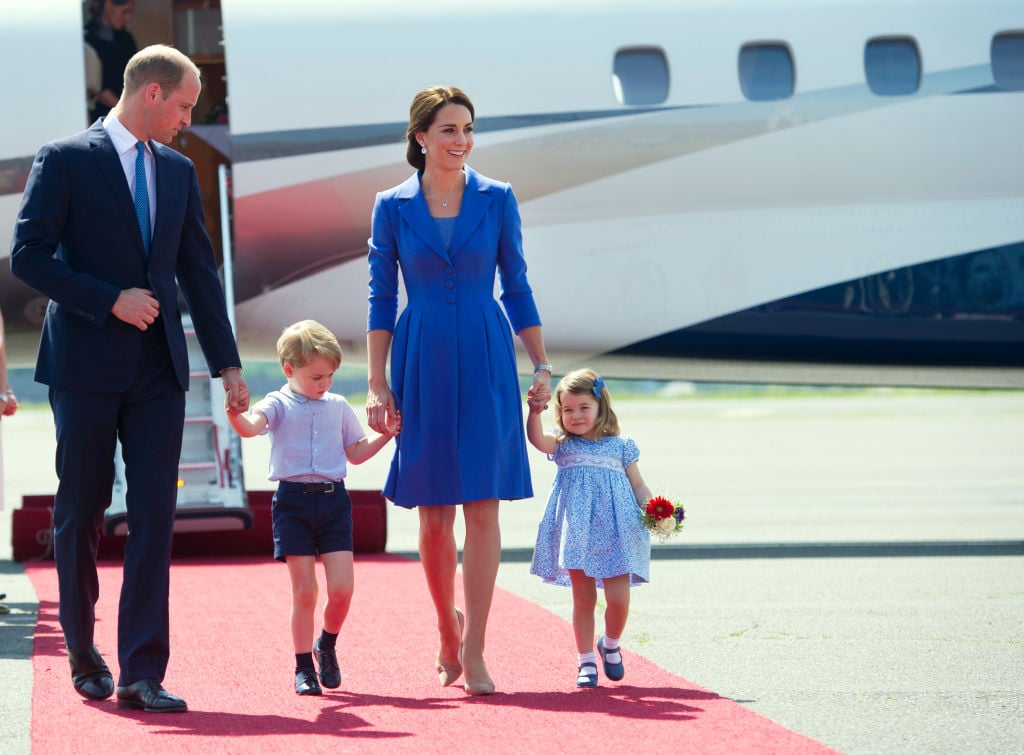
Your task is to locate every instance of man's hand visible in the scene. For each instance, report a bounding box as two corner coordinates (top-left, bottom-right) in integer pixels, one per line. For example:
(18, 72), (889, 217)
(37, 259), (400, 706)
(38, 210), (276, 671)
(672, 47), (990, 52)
(221, 367), (250, 414)
(111, 288), (160, 331)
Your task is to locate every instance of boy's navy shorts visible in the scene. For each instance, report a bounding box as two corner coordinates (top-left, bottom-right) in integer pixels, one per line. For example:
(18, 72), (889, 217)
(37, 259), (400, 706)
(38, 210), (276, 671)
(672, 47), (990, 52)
(272, 479), (353, 562)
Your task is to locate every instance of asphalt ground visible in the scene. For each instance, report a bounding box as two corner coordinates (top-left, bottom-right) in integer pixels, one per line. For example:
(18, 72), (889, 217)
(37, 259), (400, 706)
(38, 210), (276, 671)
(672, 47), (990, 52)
(2, 390), (1022, 754)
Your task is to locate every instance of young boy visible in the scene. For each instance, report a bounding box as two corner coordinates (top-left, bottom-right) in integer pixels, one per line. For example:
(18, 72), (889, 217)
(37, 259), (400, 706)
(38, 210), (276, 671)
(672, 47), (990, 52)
(226, 320), (398, 695)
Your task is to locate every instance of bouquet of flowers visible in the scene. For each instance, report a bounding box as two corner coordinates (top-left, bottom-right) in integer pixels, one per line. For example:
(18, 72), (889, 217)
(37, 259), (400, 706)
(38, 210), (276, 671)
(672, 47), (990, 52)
(640, 495), (686, 542)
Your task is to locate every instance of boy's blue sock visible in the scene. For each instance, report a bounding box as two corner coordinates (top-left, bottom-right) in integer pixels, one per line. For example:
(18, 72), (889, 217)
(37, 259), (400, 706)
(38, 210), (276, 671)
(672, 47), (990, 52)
(295, 652), (314, 672)
(318, 629), (339, 651)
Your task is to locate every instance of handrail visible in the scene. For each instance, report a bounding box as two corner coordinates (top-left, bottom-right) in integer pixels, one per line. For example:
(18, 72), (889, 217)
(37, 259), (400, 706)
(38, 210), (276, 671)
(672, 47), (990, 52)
(218, 163), (236, 335)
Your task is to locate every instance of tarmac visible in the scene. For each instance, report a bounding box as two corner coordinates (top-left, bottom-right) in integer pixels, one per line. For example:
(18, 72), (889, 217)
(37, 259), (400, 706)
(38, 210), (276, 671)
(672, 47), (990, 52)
(1, 389), (1022, 754)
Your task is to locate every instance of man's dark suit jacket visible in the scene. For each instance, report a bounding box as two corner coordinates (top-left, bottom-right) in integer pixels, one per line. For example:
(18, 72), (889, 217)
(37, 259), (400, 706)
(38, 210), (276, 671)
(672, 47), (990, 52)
(10, 119), (240, 391)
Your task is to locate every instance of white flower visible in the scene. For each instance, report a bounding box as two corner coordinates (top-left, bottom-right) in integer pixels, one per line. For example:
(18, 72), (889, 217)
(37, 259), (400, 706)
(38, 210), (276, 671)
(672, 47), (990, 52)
(657, 517), (675, 534)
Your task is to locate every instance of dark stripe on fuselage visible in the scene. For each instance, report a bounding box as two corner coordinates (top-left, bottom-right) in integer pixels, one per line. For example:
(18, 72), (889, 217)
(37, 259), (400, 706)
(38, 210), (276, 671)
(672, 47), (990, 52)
(218, 62), (1002, 165)
(228, 107), (673, 163)
(611, 241), (1024, 368)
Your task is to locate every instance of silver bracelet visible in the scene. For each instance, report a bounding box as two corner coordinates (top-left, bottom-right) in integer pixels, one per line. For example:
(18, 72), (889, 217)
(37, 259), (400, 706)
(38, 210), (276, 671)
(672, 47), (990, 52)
(533, 363), (553, 374)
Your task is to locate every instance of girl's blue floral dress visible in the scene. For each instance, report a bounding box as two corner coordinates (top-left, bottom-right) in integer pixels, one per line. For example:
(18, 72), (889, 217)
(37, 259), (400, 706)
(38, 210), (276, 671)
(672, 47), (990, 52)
(530, 434), (650, 588)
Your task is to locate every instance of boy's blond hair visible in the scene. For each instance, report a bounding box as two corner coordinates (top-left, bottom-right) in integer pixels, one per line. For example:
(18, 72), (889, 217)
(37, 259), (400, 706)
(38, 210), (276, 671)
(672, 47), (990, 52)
(553, 368), (620, 440)
(276, 320), (342, 370)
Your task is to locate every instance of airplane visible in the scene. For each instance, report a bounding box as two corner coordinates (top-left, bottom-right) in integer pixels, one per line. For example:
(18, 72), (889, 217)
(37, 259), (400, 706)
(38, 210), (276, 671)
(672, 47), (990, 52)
(3, 0), (1023, 390)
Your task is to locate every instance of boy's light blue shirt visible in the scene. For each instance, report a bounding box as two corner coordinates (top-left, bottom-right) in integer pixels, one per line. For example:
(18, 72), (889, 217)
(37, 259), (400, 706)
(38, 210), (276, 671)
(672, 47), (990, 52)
(254, 386), (366, 482)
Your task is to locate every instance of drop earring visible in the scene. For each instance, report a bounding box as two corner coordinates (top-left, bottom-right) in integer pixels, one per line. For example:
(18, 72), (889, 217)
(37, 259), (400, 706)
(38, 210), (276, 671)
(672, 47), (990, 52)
(421, 146), (427, 154)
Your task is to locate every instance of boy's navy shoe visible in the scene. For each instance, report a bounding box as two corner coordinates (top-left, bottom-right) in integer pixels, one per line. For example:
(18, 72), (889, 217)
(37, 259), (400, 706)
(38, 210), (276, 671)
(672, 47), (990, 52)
(313, 637), (341, 689)
(295, 668), (322, 696)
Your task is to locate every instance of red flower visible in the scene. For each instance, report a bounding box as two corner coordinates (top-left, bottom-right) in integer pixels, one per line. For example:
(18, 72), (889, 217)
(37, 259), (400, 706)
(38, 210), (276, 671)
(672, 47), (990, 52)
(646, 496), (675, 521)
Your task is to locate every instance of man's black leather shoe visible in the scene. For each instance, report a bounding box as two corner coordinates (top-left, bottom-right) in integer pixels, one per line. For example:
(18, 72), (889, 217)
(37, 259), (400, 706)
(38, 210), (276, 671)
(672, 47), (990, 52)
(68, 646), (114, 700)
(313, 637), (341, 689)
(116, 679), (188, 712)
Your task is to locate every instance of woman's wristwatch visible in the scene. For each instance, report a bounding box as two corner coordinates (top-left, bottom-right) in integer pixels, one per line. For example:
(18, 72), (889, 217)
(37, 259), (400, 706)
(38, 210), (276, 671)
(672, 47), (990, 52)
(533, 363), (553, 374)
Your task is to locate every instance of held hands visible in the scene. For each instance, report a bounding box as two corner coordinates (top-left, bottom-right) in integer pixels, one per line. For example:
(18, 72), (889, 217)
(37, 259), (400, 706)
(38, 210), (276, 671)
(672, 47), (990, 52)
(526, 394), (547, 415)
(383, 409), (402, 437)
(112, 288), (160, 331)
(221, 367), (250, 415)
(527, 372), (552, 415)
(223, 389), (250, 417)
(366, 382), (399, 435)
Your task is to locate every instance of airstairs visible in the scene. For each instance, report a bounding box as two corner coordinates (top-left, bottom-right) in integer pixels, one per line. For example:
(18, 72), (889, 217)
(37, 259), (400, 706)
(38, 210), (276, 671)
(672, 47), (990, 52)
(103, 314), (251, 536)
(103, 164), (250, 537)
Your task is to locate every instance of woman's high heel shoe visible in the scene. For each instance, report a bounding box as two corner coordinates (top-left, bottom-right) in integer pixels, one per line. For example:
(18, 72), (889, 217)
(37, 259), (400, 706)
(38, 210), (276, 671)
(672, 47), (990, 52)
(436, 607), (464, 687)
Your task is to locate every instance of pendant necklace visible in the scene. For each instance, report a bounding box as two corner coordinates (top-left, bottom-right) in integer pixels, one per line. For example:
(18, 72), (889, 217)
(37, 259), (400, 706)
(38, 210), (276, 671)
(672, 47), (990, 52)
(425, 176), (464, 207)
(427, 188), (456, 207)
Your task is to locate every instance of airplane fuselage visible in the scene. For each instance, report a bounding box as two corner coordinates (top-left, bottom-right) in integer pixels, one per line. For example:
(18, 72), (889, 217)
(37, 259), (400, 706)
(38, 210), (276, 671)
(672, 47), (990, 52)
(3, 0), (1023, 387)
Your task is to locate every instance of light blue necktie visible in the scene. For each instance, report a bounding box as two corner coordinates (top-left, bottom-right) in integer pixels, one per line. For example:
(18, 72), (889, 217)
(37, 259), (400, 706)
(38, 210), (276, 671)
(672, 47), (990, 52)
(133, 141), (151, 256)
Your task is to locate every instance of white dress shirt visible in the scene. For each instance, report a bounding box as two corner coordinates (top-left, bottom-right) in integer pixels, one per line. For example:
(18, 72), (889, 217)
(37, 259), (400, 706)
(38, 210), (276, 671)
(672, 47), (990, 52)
(103, 115), (156, 231)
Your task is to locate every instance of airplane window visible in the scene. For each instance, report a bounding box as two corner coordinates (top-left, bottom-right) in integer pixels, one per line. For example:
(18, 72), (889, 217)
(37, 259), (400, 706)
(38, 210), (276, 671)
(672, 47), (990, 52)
(738, 43), (795, 101)
(864, 37), (921, 96)
(612, 47), (669, 106)
(992, 31), (1024, 90)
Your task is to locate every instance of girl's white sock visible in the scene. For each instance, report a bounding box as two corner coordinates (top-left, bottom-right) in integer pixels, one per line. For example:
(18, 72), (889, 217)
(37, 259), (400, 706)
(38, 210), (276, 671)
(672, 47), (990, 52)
(578, 651), (597, 665)
(603, 636), (620, 650)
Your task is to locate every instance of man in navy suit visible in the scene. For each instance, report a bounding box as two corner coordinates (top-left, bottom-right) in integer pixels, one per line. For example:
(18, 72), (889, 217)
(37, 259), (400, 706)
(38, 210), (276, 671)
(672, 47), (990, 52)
(10, 44), (249, 713)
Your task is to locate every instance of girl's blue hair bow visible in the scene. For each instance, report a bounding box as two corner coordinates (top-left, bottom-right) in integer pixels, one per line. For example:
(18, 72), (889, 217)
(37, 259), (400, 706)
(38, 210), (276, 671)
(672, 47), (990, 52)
(592, 377), (604, 398)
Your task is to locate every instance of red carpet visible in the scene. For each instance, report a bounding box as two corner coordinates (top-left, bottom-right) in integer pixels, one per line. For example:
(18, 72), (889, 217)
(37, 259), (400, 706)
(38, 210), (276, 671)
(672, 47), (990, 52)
(25, 555), (834, 754)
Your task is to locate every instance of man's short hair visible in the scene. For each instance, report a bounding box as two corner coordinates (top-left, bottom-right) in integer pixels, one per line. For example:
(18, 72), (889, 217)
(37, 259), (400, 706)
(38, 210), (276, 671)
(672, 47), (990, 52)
(123, 44), (200, 98)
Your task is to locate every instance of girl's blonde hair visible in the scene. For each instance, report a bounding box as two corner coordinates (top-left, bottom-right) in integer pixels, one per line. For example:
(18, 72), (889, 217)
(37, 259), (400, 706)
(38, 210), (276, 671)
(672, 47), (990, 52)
(553, 368), (620, 440)
(276, 320), (342, 370)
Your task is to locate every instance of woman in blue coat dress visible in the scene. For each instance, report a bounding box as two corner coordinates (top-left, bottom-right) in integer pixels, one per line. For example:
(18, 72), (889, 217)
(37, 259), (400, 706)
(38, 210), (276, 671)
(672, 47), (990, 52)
(366, 86), (552, 695)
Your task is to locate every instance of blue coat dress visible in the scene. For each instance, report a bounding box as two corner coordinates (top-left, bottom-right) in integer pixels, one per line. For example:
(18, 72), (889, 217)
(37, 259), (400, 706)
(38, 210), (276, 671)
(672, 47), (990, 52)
(367, 167), (541, 507)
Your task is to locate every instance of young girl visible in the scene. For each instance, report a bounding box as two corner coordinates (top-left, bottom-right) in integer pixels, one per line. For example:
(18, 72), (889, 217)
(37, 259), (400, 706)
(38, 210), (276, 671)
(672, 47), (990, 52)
(527, 368), (652, 688)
